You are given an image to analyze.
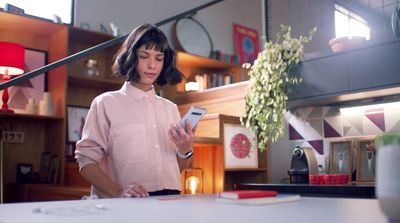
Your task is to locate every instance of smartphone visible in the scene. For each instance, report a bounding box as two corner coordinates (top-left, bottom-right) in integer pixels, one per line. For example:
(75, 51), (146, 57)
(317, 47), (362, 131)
(177, 107), (207, 133)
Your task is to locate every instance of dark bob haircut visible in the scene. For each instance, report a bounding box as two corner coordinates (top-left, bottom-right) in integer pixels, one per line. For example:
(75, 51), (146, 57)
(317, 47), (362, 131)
(112, 23), (183, 85)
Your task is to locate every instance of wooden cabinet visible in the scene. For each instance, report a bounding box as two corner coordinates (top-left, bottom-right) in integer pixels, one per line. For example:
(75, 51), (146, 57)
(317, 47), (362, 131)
(288, 40), (400, 108)
(10, 184), (90, 202)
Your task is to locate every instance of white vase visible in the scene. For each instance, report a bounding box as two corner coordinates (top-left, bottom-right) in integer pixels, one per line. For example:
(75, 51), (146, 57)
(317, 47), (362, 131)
(376, 145), (400, 221)
(25, 98), (37, 114)
(38, 92), (54, 116)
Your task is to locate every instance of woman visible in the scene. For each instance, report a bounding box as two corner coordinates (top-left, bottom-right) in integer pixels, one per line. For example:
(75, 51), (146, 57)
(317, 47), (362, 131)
(75, 24), (195, 198)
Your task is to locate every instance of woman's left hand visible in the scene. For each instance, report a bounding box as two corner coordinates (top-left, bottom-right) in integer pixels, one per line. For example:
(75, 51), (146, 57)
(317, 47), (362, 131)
(169, 120), (195, 154)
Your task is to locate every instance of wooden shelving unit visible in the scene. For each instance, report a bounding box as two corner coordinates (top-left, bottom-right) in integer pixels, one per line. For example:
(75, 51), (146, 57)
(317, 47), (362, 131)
(1, 11), (266, 201)
(175, 51), (246, 93)
(1, 11), (68, 202)
(174, 53), (267, 193)
(0, 12), (122, 202)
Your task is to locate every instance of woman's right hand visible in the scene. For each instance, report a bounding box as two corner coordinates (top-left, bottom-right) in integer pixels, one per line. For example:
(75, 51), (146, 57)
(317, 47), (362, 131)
(120, 184), (149, 198)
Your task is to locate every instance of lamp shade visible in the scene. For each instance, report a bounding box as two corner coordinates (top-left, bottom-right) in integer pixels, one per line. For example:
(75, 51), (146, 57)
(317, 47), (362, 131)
(0, 42), (25, 76)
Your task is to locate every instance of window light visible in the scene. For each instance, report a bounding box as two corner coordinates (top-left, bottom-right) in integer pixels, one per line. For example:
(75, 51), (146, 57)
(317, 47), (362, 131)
(0, 0), (73, 24)
(334, 4), (370, 40)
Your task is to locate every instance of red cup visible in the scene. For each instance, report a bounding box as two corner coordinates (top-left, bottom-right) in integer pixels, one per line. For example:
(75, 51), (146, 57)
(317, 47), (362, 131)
(333, 174), (341, 184)
(309, 175), (317, 184)
(342, 174), (349, 184)
(318, 174), (325, 184)
(324, 174), (335, 184)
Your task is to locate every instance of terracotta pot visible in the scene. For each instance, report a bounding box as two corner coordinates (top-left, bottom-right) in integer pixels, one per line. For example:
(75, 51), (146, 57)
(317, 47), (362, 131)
(328, 36), (366, 52)
(376, 145), (400, 221)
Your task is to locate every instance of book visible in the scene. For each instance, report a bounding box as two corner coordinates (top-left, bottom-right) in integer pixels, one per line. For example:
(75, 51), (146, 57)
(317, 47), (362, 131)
(216, 194), (301, 205)
(218, 190), (278, 199)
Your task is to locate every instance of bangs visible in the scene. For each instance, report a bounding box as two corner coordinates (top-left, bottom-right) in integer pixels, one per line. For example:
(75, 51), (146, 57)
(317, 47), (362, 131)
(138, 29), (169, 52)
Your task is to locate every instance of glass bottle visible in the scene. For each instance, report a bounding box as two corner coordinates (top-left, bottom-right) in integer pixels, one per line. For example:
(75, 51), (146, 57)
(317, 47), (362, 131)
(84, 59), (99, 77)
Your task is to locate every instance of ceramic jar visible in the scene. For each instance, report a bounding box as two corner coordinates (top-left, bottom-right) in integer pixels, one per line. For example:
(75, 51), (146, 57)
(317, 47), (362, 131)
(38, 92), (54, 116)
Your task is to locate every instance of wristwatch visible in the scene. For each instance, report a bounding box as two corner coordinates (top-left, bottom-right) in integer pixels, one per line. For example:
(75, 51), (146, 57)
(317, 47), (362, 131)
(177, 149), (193, 159)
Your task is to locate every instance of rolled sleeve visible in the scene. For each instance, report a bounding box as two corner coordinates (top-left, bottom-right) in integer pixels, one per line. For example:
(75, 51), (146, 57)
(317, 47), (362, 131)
(75, 98), (110, 170)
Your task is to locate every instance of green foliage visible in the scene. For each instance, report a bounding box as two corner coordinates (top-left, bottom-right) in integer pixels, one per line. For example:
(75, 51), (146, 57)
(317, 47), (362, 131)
(241, 25), (316, 152)
(375, 133), (400, 148)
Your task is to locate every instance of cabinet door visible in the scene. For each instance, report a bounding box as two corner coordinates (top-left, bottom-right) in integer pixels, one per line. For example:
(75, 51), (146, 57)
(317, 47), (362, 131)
(289, 55), (349, 100)
(347, 41), (400, 92)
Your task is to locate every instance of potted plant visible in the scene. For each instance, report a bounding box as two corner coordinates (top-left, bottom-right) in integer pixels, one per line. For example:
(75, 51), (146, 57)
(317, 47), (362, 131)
(375, 133), (400, 221)
(240, 25), (316, 151)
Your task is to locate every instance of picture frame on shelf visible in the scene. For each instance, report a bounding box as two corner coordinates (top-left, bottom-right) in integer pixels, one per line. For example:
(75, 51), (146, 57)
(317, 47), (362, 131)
(329, 140), (353, 177)
(4, 3), (24, 15)
(16, 163), (32, 183)
(6, 49), (47, 113)
(47, 155), (60, 184)
(67, 105), (90, 143)
(223, 118), (258, 169)
(356, 139), (376, 182)
(39, 152), (51, 183)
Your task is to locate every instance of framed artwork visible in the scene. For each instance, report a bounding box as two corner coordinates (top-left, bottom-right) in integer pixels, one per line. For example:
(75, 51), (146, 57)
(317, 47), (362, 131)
(67, 105), (90, 142)
(233, 23), (260, 64)
(39, 152), (51, 183)
(16, 163), (32, 183)
(356, 139), (376, 182)
(223, 118), (258, 169)
(6, 48), (47, 111)
(5, 3), (25, 15)
(329, 140), (353, 177)
(47, 155), (60, 184)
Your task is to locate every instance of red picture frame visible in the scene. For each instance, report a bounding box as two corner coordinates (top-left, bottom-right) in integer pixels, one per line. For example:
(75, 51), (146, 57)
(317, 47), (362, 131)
(233, 23), (260, 64)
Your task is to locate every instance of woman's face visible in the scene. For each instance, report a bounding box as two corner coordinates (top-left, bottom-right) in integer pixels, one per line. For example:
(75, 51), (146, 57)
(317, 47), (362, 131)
(135, 44), (164, 91)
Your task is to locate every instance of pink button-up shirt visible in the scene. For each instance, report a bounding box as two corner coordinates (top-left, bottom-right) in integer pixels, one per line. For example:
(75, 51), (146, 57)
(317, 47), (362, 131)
(75, 82), (181, 198)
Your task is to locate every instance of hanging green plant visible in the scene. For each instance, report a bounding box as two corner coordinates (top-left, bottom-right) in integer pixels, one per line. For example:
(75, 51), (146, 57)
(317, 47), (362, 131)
(241, 25), (316, 152)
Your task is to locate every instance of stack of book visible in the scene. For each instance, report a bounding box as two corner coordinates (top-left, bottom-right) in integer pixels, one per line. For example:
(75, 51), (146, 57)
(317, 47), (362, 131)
(194, 73), (234, 91)
(216, 190), (300, 205)
(210, 50), (239, 65)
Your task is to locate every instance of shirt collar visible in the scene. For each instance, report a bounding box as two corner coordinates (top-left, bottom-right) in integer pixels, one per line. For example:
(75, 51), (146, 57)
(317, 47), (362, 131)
(121, 81), (157, 102)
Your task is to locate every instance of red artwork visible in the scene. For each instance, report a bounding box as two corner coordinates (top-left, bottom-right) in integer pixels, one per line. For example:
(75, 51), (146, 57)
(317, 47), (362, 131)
(233, 23), (260, 64)
(230, 133), (251, 159)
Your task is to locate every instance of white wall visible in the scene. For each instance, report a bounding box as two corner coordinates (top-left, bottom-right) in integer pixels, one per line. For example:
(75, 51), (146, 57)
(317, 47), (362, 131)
(74, 0), (263, 55)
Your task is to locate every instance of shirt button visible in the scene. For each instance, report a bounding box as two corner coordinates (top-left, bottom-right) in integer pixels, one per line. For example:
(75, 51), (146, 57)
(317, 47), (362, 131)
(158, 166), (162, 170)
(155, 144), (160, 148)
(152, 124), (157, 128)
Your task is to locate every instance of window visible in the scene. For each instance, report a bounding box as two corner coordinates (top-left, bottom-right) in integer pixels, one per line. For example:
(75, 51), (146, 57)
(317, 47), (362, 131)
(1, 0), (73, 24)
(334, 4), (370, 40)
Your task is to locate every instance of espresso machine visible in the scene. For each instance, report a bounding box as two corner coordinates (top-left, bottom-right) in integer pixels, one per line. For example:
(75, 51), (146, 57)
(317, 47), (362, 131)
(287, 146), (318, 184)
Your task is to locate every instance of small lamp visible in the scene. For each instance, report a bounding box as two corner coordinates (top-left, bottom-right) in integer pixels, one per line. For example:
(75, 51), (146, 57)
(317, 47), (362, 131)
(184, 168), (203, 194)
(0, 42), (25, 113)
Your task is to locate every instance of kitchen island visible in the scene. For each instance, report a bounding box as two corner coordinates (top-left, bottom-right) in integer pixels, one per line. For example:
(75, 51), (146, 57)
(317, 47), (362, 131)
(0, 193), (387, 222)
